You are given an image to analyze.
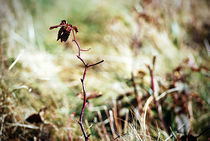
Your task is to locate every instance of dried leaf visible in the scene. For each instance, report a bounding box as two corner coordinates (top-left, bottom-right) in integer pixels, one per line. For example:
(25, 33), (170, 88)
(77, 91), (102, 100)
(25, 107), (47, 124)
(25, 113), (43, 124)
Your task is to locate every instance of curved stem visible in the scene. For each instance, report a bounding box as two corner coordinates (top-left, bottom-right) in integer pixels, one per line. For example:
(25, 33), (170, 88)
(77, 55), (86, 66)
(73, 36), (103, 141)
(73, 39), (91, 57)
(78, 65), (89, 141)
(72, 30), (90, 57)
(147, 59), (167, 132)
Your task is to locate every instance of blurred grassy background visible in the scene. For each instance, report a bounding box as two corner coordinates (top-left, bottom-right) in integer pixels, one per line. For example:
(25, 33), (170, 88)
(0, 0), (209, 140)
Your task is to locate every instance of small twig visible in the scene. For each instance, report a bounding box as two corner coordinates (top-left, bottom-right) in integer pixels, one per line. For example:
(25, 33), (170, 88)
(8, 50), (24, 71)
(97, 111), (110, 141)
(6, 123), (39, 129)
(67, 112), (75, 141)
(113, 100), (121, 134)
(143, 87), (182, 133)
(0, 114), (6, 136)
(77, 62), (89, 141)
(109, 110), (118, 139)
(95, 123), (104, 140)
(146, 56), (167, 131)
(131, 73), (143, 113)
(85, 119), (92, 141)
(88, 60), (104, 67)
(73, 40), (90, 57)
(197, 127), (210, 138)
(124, 110), (129, 133)
(204, 39), (210, 56)
(77, 55), (86, 66)
(164, 124), (185, 141)
(104, 107), (118, 139)
(157, 87), (181, 100)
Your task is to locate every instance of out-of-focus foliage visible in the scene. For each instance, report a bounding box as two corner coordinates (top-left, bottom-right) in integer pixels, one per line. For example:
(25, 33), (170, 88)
(0, 0), (209, 140)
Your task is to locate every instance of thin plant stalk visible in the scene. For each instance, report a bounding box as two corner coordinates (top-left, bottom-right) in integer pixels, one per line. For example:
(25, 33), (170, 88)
(74, 42), (103, 141)
(50, 21), (103, 141)
(131, 73), (143, 113)
(146, 56), (167, 131)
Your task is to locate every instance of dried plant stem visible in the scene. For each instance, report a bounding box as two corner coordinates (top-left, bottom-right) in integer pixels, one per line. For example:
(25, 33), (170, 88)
(85, 119), (92, 141)
(124, 110), (129, 133)
(104, 107), (118, 139)
(109, 110), (118, 139)
(73, 39), (90, 57)
(77, 65), (88, 140)
(67, 112), (75, 141)
(97, 111), (110, 141)
(0, 45), (4, 76)
(131, 73), (143, 113)
(73, 40), (103, 141)
(50, 22), (103, 141)
(95, 124), (104, 140)
(113, 100), (121, 134)
(143, 87), (181, 133)
(147, 56), (167, 131)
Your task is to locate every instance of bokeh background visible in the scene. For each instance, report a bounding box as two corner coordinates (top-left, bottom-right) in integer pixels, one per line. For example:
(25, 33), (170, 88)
(0, 0), (209, 140)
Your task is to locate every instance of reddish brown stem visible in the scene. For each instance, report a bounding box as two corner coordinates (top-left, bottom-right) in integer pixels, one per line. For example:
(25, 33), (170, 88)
(49, 24), (67, 30)
(50, 22), (103, 140)
(77, 58), (103, 141)
(88, 60), (104, 67)
(73, 39), (91, 57)
(74, 40), (103, 141)
(72, 30), (90, 57)
(78, 64), (89, 141)
(72, 29), (76, 41)
(131, 73), (143, 113)
(147, 57), (167, 131)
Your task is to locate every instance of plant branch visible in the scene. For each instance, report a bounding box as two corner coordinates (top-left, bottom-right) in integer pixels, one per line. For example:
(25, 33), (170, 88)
(88, 60), (104, 67)
(77, 57), (103, 141)
(78, 63), (89, 141)
(73, 39), (91, 57)
(50, 21), (103, 141)
(77, 56), (87, 66)
(73, 34), (103, 141)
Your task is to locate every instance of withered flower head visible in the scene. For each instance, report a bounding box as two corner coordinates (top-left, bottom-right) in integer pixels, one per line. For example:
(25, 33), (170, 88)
(57, 27), (71, 42)
(50, 20), (79, 42)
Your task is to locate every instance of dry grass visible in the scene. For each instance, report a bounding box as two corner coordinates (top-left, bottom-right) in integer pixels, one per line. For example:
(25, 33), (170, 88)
(0, 0), (209, 140)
